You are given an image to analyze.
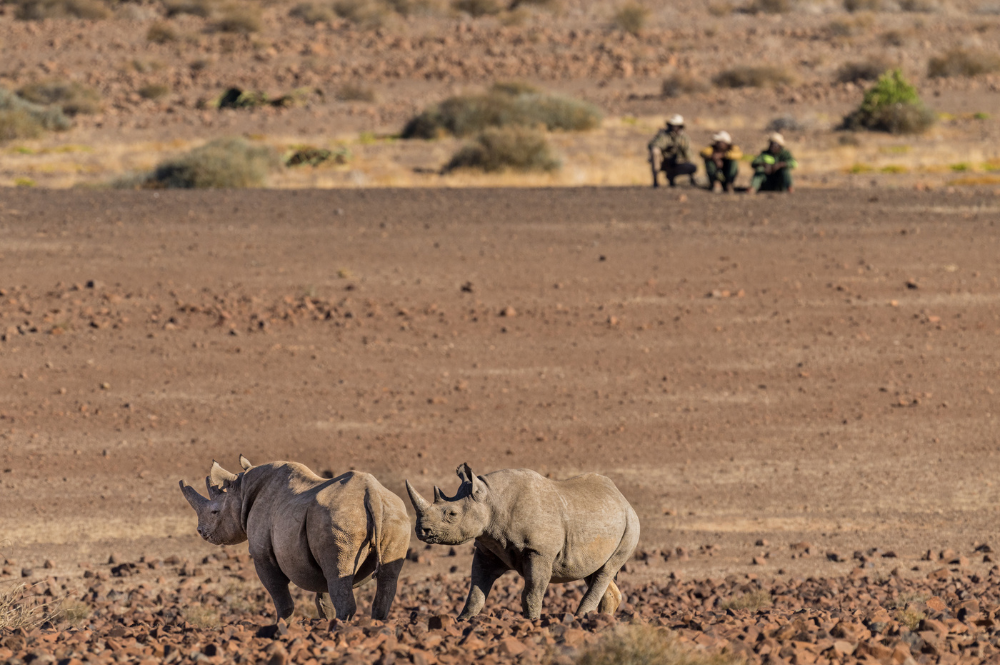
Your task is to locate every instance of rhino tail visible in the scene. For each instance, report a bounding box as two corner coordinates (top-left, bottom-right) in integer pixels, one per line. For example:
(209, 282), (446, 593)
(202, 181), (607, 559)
(364, 489), (383, 570)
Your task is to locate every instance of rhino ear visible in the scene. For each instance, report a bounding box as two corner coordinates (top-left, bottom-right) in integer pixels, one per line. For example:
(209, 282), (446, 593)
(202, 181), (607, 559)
(180, 481), (209, 512)
(239, 455), (252, 471)
(210, 461), (238, 487)
(456, 463), (473, 484)
(459, 463), (487, 500)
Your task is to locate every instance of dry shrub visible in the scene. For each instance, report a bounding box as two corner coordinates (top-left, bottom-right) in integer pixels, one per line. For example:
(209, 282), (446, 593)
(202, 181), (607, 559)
(661, 72), (708, 97)
(612, 2), (648, 35)
(147, 21), (179, 43)
(767, 114), (803, 131)
(842, 69), (934, 134)
(403, 83), (601, 138)
(509, 0), (557, 10)
(836, 57), (892, 83)
(451, 0), (501, 16)
(928, 48), (1000, 78)
(0, 584), (46, 631)
(334, 0), (390, 25)
(719, 590), (772, 612)
(214, 2), (261, 32)
(290, 1), (335, 23)
(577, 625), (741, 665)
(183, 605), (220, 628)
(445, 127), (559, 173)
(147, 138), (280, 188)
(18, 80), (101, 116)
(164, 0), (214, 17)
(0, 87), (71, 142)
(843, 0), (882, 10)
(712, 65), (794, 89)
(899, 0), (941, 11)
(336, 82), (376, 102)
(745, 0), (794, 14)
(14, 0), (110, 19)
(59, 599), (91, 626)
(138, 83), (171, 100)
(881, 29), (907, 46)
(707, 1), (733, 14)
(826, 14), (873, 37)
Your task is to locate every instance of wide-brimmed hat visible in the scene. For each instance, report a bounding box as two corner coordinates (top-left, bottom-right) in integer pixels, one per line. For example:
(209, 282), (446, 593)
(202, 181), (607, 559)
(712, 131), (732, 144)
(666, 114), (685, 127)
(768, 132), (786, 146)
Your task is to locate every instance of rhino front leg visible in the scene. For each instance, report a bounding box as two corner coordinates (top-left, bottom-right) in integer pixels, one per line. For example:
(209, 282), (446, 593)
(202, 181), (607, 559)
(521, 552), (554, 620)
(254, 558), (295, 622)
(457, 546), (508, 621)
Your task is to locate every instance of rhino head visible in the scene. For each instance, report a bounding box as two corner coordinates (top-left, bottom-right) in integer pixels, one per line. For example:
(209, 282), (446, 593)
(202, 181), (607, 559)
(178, 455), (254, 546)
(405, 463), (490, 545)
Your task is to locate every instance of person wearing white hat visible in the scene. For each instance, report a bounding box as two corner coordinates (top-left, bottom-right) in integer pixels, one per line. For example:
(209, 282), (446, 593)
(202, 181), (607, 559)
(750, 132), (797, 193)
(699, 130), (743, 193)
(647, 114), (697, 188)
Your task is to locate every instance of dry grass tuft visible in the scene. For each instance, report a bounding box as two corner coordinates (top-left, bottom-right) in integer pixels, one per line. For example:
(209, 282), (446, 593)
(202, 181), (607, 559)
(712, 66), (794, 89)
(59, 599), (92, 626)
(0, 584), (46, 631)
(744, 0), (795, 14)
(141, 138), (281, 189)
(17, 80), (101, 116)
(214, 2), (262, 33)
(164, 0), (215, 16)
(336, 82), (377, 102)
(577, 625), (742, 665)
(0, 88), (72, 141)
(836, 57), (893, 83)
(138, 83), (171, 100)
(183, 604), (221, 628)
(899, 0), (941, 11)
(843, 0), (882, 10)
(147, 22), (179, 43)
(720, 590), (773, 612)
(14, 0), (111, 20)
(403, 83), (601, 139)
(612, 2), (649, 35)
(928, 48), (1000, 78)
(661, 72), (708, 98)
(452, 0), (501, 16)
(290, 1), (335, 23)
(445, 126), (559, 173)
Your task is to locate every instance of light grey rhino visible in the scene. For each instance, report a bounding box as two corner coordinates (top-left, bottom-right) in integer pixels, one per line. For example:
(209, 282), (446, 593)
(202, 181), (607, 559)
(405, 464), (639, 621)
(179, 456), (410, 622)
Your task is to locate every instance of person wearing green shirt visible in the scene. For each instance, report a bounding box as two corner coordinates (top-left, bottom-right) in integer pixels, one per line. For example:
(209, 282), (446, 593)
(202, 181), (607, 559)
(699, 131), (742, 193)
(750, 132), (797, 193)
(647, 114), (697, 188)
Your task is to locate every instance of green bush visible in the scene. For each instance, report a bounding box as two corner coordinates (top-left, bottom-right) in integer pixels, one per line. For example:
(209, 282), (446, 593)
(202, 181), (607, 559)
(836, 57), (892, 83)
(712, 66), (794, 88)
(147, 138), (280, 188)
(577, 625), (741, 665)
(612, 2), (648, 35)
(842, 69), (935, 134)
(17, 80), (101, 116)
(445, 127), (559, 173)
(0, 87), (71, 142)
(14, 0), (110, 20)
(928, 48), (1000, 78)
(402, 83), (601, 138)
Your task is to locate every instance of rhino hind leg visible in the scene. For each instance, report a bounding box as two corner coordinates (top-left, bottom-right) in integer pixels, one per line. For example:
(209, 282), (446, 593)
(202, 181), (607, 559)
(327, 576), (358, 620)
(576, 506), (640, 616)
(597, 580), (622, 614)
(371, 558), (404, 620)
(254, 559), (296, 623)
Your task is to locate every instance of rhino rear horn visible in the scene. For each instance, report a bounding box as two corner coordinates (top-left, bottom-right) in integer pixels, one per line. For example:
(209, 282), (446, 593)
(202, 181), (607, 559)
(180, 481), (209, 511)
(206, 476), (224, 499)
(405, 480), (430, 513)
(239, 454), (253, 471)
(433, 486), (446, 503)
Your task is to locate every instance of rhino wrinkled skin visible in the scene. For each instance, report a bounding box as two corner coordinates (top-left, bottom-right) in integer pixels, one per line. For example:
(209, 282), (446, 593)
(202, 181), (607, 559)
(406, 463), (639, 620)
(179, 456), (410, 622)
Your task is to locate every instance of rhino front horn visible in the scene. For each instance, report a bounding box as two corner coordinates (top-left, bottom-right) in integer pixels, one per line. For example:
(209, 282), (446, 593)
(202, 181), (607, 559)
(179, 481), (208, 511)
(405, 480), (430, 513)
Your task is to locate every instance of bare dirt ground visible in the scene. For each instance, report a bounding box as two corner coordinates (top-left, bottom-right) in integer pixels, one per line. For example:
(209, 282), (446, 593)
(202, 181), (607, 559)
(3, 186), (1000, 663)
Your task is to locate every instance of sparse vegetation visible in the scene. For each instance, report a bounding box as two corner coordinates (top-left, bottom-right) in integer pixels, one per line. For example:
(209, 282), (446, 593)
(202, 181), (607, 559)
(712, 66), (794, 89)
(899, 0), (940, 11)
(147, 21), (179, 43)
(612, 2), (648, 36)
(290, 1), (335, 23)
(336, 82), (377, 102)
(825, 14), (873, 38)
(928, 48), (1000, 78)
(59, 599), (92, 626)
(183, 604), (220, 629)
(138, 138), (280, 189)
(214, 2), (262, 33)
(214, 87), (313, 109)
(766, 114), (803, 132)
(661, 72), (708, 98)
(880, 165), (909, 173)
(333, 0), (391, 26)
(286, 146), (350, 166)
(17, 80), (101, 116)
(0, 88), (72, 142)
(720, 590), (773, 612)
(881, 29), (907, 46)
(445, 126), (559, 173)
(896, 607), (925, 630)
(402, 83), (601, 139)
(14, 0), (111, 20)
(0, 584), (45, 631)
(843, 0), (882, 9)
(577, 625), (741, 665)
(745, 0), (794, 14)
(452, 0), (501, 16)
(842, 69), (935, 134)
(164, 0), (214, 17)
(138, 83), (171, 100)
(836, 57), (892, 83)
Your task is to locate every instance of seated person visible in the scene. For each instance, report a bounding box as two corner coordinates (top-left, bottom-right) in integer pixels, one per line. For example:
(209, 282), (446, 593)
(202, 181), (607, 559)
(750, 132), (797, 193)
(699, 131), (742, 193)
(647, 114), (697, 188)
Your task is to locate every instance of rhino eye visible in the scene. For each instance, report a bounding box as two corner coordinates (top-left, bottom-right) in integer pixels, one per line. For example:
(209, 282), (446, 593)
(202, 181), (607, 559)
(446, 510), (458, 518)
(210, 509), (219, 515)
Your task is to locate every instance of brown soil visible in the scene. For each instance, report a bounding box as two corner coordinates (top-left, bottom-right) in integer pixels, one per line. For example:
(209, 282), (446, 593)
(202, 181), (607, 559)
(2, 186), (1000, 662)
